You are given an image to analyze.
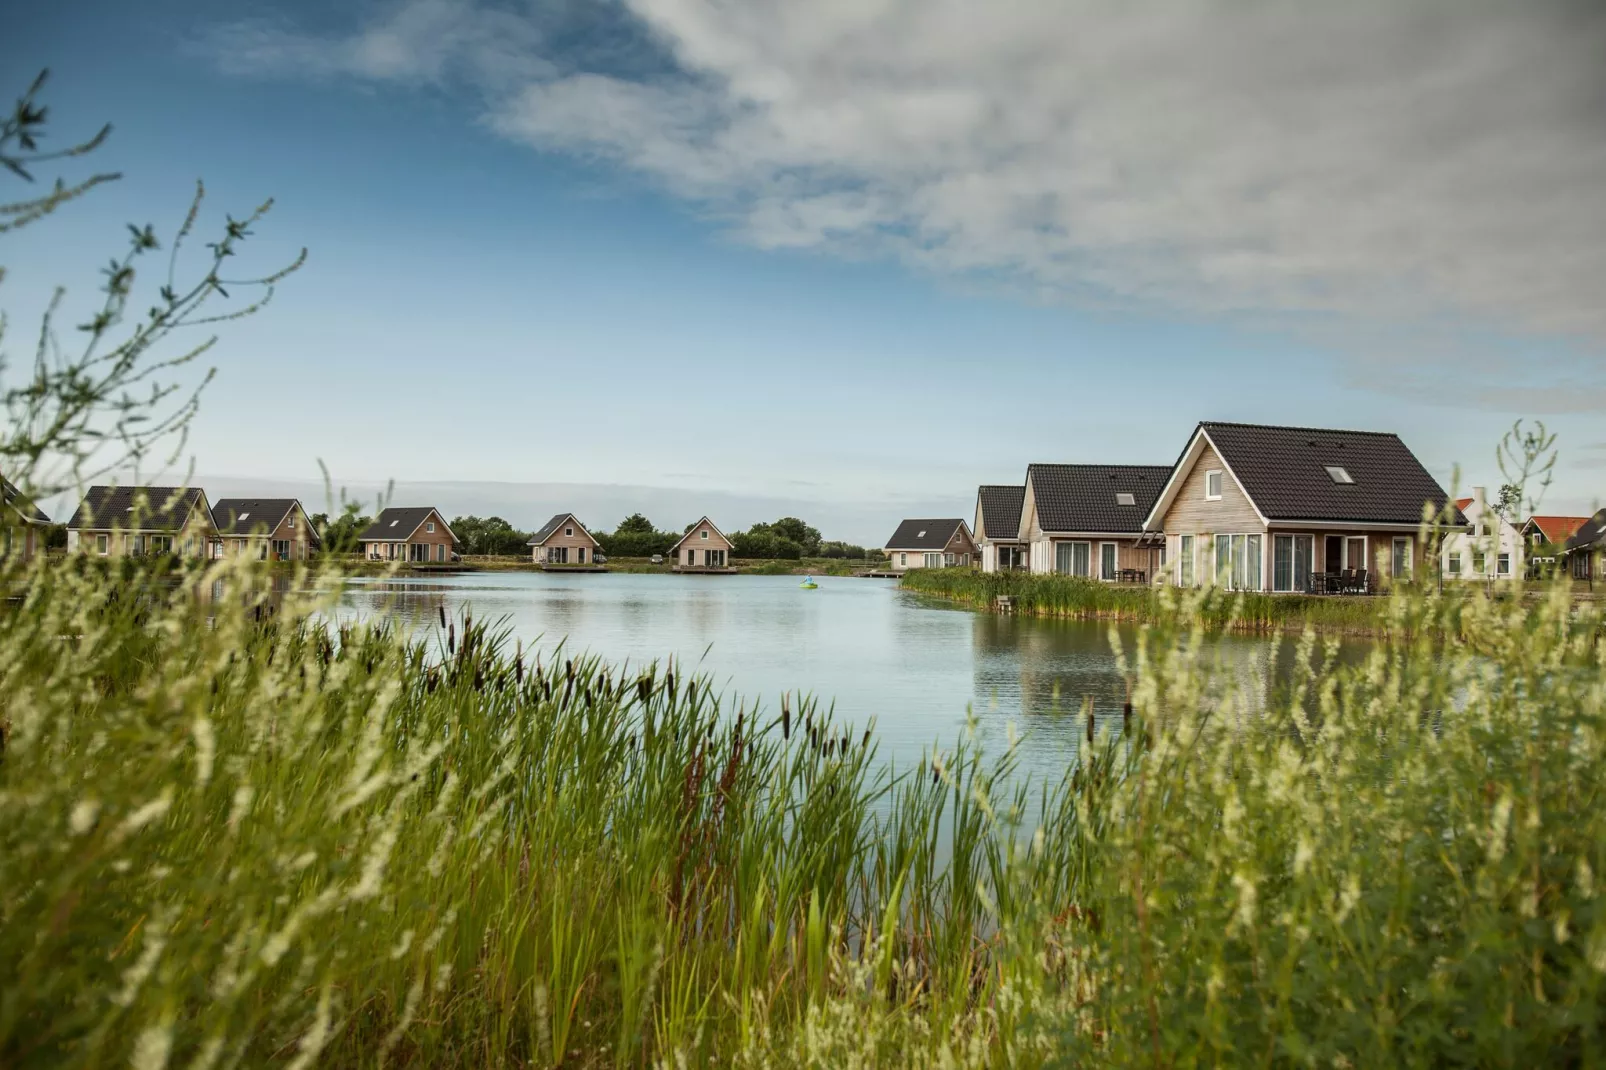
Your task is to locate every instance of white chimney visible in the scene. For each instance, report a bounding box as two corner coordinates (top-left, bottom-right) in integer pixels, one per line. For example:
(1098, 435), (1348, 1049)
(1472, 486), (1487, 509)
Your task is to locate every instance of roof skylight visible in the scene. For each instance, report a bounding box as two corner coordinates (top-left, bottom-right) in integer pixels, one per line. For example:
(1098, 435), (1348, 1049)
(1116, 492), (1136, 506)
(916, 530), (926, 538)
(1325, 465), (1355, 484)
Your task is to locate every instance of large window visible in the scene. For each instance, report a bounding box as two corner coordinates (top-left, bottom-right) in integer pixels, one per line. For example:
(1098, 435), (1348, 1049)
(1100, 542), (1118, 580)
(1179, 535), (1194, 587)
(1391, 537), (1412, 579)
(924, 552), (942, 568)
(1054, 541), (1090, 577)
(547, 546), (568, 564)
(1274, 534), (1314, 592)
(1215, 534), (1263, 591)
(272, 539), (290, 559)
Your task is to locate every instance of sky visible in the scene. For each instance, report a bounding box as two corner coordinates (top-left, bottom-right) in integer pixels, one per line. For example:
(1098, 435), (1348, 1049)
(5, 0), (1605, 544)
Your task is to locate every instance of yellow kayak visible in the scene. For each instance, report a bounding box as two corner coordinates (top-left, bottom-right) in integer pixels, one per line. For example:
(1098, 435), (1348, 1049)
(799, 578), (819, 589)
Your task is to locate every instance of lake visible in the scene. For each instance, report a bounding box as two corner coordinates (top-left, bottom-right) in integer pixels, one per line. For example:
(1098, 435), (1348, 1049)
(341, 571), (1360, 781)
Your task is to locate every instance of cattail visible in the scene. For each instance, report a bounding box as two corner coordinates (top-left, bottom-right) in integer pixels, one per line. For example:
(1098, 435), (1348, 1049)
(448, 622), (456, 655)
(637, 676), (651, 704)
(781, 701), (791, 740)
(861, 729), (871, 749)
(438, 605), (446, 629)
(1086, 700), (1095, 744)
(515, 641), (524, 684)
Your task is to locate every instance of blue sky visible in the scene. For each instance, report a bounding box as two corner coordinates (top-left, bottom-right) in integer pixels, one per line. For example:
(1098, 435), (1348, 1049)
(6, 1), (1604, 543)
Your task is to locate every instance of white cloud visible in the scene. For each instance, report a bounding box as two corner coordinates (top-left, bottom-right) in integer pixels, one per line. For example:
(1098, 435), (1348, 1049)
(207, 0), (1606, 356)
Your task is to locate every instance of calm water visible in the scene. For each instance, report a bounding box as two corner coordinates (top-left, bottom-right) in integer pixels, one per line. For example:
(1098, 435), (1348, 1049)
(340, 572), (1362, 780)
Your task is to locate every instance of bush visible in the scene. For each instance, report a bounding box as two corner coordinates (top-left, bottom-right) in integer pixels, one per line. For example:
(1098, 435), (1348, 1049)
(732, 529), (803, 559)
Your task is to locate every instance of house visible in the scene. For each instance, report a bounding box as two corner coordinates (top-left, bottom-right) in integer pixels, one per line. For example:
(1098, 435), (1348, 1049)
(669, 516), (735, 572)
(1143, 422), (1461, 593)
(212, 498), (321, 561)
(974, 486), (1027, 573)
(883, 519), (977, 572)
(1563, 508), (1606, 581)
(65, 486), (217, 558)
(1440, 487), (1523, 581)
(1019, 464), (1171, 580)
(528, 513), (601, 566)
(1519, 515), (1591, 553)
(1, 474), (52, 562)
(357, 507), (456, 563)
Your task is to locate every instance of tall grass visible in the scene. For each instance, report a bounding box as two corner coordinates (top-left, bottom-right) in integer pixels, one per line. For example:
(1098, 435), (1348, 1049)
(2, 549), (1603, 1066)
(902, 567), (1411, 634)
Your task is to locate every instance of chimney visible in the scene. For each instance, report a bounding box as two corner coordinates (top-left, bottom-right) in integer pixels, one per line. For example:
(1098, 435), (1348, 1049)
(1472, 485), (1487, 509)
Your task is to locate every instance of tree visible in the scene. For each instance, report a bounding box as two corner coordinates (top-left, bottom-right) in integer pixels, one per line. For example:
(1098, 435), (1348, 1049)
(615, 513), (655, 536)
(1, 70), (304, 500)
(768, 517), (822, 556)
(451, 515), (529, 556)
(1494, 483), (1521, 523)
(318, 509), (370, 554)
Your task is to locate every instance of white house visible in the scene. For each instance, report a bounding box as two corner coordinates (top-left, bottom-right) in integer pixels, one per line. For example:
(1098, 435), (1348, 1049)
(1441, 486), (1523, 582)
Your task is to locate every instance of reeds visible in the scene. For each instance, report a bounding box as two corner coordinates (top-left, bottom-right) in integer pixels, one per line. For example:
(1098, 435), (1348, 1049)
(1, 549), (1601, 1066)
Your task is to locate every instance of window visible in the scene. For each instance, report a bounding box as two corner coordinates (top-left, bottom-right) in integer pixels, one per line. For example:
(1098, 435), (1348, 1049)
(924, 552), (942, 568)
(426, 521), (435, 533)
(96, 533), (109, 556)
(272, 539), (290, 559)
(1391, 537), (1412, 579)
(944, 552), (956, 567)
(1205, 471), (1222, 500)
(1472, 550), (1486, 574)
(1179, 535), (1194, 586)
(437, 543), (446, 562)
(565, 527), (573, 537)
(1213, 534), (1262, 590)
(1448, 553), (1463, 576)
(577, 547), (586, 563)
(1274, 534), (1314, 592)
(700, 529), (709, 540)
(547, 546), (568, 564)
(287, 514), (295, 530)
(1100, 542), (1118, 580)
(1054, 541), (1090, 577)
(1116, 492), (1136, 506)
(1325, 466), (1354, 485)
(1497, 552), (1511, 576)
(1215, 536), (1231, 584)
(900, 553), (907, 566)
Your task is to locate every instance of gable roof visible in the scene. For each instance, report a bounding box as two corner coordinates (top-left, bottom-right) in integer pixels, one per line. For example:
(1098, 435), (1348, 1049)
(357, 507), (454, 543)
(668, 516), (732, 553)
(1564, 509), (1606, 553)
(2, 477), (50, 524)
(1523, 515), (1592, 544)
(885, 518), (970, 551)
(1146, 422), (1461, 528)
(1026, 464), (1171, 535)
(527, 512), (598, 547)
(975, 485), (1025, 542)
(214, 498), (301, 536)
(67, 486), (209, 532)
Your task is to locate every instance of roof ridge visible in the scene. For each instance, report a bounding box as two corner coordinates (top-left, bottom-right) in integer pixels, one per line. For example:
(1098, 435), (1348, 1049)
(1201, 420), (1401, 438)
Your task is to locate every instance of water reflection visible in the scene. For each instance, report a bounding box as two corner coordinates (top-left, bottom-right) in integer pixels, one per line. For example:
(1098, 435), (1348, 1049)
(328, 573), (1374, 783)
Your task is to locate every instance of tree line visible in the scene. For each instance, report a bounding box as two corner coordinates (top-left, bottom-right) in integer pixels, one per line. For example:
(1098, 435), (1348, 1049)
(306, 511), (877, 560)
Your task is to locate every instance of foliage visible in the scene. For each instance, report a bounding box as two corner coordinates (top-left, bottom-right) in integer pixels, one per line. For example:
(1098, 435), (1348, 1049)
(818, 539), (871, 560)
(451, 514), (529, 556)
(1496, 419), (1557, 517)
(2, 528), (1603, 1067)
(312, 510), (370, 554)
(614, 512), (655, 536)
(733, 527), (803, 560)
(901, 567), (1403, 634)
(0, 70), (304, 498)
(598, 523), (678, 558)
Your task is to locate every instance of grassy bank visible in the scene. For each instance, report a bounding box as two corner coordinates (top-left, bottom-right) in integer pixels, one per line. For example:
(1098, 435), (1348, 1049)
(347, 555), (883, 577)
(3, 553), (1604, 1066)
(900, 567), (1438, 635)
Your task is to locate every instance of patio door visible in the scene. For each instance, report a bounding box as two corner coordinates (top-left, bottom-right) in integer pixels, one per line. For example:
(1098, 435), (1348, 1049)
(1345, 537), (1367, 571)
(1324, 535), (1344, 572)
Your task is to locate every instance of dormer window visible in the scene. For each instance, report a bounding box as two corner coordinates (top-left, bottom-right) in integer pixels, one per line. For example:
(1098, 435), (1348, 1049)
(1116, 492), (1136, 506)
(1205, 471), (1222, 501)
(1325, 466), (1354, 484)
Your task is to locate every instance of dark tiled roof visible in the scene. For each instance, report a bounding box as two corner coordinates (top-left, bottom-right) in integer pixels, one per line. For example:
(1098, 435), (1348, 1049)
(976, 485), (1025, 541)
(1565, 509), (1606, 552)
(1028, 464), (1171, 534)
(213, 498), (321, 546)
(885, 518), (969, 550)
(67, 486), (206, 531)
(1199, 422), (1460, 524)
(2, 477), (50, 524)
(358, 507), (447, 542)
(528, 513), (593, 546)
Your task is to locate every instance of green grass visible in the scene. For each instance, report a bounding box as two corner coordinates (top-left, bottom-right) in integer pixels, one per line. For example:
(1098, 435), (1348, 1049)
(2, 552), (1603, 1066)
(901, 567), (1421, 635)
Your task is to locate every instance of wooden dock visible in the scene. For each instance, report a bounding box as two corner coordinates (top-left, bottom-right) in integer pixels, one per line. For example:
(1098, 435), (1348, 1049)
(537, 565), (609, 573)
(861, 569), (902, 579)
(672, 567), (739, 575)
